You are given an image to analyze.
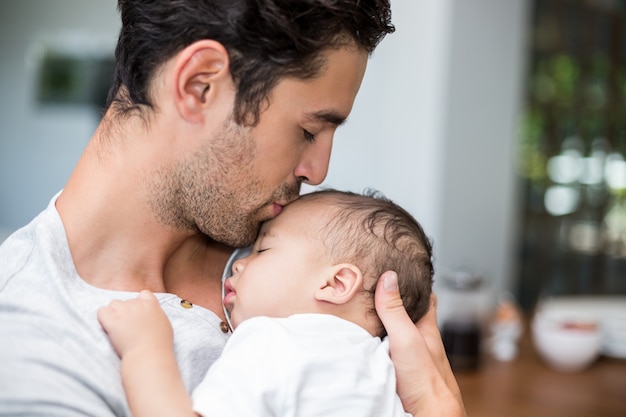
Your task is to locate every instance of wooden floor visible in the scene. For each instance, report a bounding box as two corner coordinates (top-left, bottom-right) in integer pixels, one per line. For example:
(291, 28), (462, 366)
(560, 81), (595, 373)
(455, 322), (626, 417)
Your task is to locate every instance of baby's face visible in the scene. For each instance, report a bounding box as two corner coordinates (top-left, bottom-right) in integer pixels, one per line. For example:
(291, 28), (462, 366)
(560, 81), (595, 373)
(223, 200), (330, 328)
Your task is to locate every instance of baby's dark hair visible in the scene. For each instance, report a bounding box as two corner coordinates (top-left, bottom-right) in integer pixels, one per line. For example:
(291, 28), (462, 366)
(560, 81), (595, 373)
(297, 189), (434, 337)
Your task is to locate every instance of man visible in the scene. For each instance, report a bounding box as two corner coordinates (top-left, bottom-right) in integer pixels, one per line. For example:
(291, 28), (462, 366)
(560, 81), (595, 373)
(0, 1), (465, 416)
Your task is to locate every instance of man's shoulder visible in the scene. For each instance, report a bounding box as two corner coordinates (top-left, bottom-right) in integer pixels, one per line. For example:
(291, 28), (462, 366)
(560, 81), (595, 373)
(0, 220), (39, 285)
(0, 203), (66, 285)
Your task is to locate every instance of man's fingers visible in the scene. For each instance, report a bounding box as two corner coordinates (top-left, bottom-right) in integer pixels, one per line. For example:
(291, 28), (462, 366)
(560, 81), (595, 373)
(416, 294), (463, 399)
(374, 270), (435, 371)
(375, 271), (418, 337)
(416, 294), (443, 349)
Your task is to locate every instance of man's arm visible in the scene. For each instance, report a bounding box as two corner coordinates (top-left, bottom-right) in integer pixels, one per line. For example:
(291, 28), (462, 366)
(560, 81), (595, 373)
(98, 291), (198, 417)
(375, 272), (467, 417)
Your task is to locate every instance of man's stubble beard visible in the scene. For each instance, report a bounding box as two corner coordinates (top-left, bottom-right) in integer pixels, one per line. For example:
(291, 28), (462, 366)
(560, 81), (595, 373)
(146, 117), (300, 248)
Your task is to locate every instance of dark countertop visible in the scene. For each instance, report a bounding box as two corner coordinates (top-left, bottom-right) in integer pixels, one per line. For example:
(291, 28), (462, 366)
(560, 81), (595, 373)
(454, 321), (626, 417)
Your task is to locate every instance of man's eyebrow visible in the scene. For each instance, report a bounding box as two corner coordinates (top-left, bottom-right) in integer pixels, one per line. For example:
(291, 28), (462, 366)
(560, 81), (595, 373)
(305, 110), (348, 127)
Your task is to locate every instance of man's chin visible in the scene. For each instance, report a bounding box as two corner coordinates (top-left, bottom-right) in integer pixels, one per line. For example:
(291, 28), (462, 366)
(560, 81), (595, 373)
(201, 208), (270, 248)
(215, 223), (260, 249)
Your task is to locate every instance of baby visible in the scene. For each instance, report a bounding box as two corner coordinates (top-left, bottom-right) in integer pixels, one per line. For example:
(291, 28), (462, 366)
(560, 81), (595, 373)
(98, 189), (434, 417)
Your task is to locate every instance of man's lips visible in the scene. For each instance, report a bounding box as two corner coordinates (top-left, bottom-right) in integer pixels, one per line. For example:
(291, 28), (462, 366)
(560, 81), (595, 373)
(272, 203), (284, 216)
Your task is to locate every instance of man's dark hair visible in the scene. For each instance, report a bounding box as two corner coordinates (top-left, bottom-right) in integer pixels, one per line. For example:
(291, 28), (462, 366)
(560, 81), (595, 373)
(106, 0), (394, 125)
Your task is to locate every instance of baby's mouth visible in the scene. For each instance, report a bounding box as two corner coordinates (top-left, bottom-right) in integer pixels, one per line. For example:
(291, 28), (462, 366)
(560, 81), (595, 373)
(223, 279), (236, 308)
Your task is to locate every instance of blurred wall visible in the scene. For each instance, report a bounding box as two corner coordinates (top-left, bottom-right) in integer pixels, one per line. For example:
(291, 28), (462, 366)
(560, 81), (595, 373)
(321, 0), (530, 316)
(0, 1), (530, 312)
(0, 0), (119, 237)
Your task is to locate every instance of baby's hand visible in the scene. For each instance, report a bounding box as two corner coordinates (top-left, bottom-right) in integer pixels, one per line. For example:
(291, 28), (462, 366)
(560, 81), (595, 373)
(98, 290), (173, 359)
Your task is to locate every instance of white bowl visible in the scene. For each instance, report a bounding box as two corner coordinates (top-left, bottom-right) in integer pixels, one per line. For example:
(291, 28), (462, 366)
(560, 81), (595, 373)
(531, 311), (602, 373)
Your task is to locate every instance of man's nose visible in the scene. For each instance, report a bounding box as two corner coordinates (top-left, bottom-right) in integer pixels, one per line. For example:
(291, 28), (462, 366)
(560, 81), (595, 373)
(294, 137), (333, 185)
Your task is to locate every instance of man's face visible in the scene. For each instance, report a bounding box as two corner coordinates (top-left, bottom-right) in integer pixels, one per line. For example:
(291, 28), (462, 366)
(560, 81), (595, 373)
(151, 46), (367, 247)
(223, 200), (329, 327)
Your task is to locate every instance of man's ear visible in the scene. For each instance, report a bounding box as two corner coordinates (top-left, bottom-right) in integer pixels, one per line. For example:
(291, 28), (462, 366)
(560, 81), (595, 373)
(315, 263), (364, 305)
(172, 40), (231, 123)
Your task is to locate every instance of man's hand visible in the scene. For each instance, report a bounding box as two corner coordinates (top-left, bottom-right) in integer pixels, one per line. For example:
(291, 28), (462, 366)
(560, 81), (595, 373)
(375, 271), (467, 417)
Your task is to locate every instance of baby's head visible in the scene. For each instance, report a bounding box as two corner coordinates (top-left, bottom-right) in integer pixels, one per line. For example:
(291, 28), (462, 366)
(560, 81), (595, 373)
(296, 189), (434, 337)
(224, 189), (433, 337)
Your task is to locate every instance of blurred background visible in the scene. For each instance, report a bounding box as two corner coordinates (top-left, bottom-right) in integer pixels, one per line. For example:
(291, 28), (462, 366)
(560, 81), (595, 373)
(515, 0), (626, 310)
(1, 0), (625, 415)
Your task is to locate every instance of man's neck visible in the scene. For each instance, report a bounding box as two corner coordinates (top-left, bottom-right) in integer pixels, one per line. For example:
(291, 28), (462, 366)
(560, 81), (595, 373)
(55, 122), (232, 316)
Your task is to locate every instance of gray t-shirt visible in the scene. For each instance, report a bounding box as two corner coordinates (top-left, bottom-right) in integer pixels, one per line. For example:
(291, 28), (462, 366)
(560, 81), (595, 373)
(0, 195), (229, 416)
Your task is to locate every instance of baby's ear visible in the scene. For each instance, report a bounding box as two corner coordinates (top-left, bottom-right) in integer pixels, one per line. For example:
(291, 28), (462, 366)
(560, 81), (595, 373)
(315, 263), (363, 305)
